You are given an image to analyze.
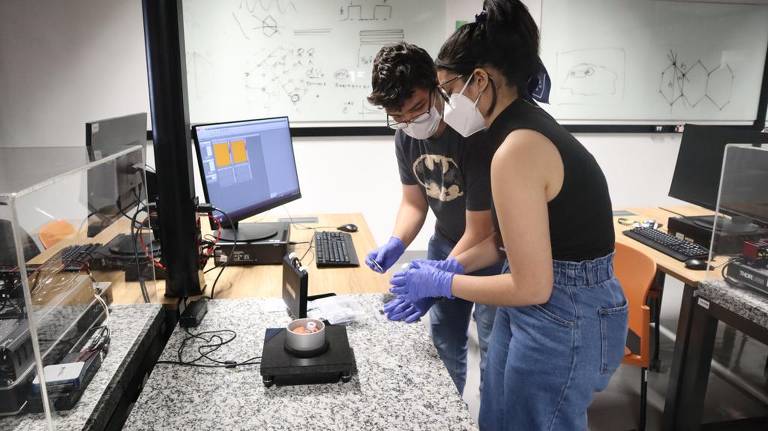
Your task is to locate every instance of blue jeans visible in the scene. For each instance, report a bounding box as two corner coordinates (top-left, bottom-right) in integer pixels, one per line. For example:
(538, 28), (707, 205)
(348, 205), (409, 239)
(479, 254), (628, 431)
(427, 233), (502, 395)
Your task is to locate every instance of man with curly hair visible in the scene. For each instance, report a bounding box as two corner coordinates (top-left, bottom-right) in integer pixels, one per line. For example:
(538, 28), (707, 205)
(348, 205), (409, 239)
(366, 42), (501, 395)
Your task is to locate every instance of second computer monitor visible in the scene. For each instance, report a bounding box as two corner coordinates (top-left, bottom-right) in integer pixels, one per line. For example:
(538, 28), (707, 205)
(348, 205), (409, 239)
(668, 124), (768, 230)
(669, 124), (767, 211)
(193, 116), (301, 241)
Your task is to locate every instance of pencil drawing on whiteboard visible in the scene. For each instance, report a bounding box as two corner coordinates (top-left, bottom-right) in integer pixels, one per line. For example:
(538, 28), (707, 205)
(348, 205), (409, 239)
(240, 0), (296, 15)
(562, 63), (617, 96)
(340, 99), (383, 119)
(658, 50), (733, 110)
(234, 0), (292, 39)
(357, 29), (404, 67)
(182, 0), (447, 122)
(340, 0), (393, 21)
(243, 46), (326, 110)
(555, 48), (625, 105)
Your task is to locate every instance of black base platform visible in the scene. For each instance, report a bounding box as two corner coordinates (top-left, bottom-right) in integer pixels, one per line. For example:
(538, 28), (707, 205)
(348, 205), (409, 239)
(260, 326), (356, 387)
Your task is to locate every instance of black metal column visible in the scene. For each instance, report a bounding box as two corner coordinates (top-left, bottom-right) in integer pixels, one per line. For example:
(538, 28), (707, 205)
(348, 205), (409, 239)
(142, 0), (201, 297)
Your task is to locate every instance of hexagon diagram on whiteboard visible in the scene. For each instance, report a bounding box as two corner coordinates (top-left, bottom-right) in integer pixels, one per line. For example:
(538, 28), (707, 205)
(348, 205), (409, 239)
(659, 50), (734, 111)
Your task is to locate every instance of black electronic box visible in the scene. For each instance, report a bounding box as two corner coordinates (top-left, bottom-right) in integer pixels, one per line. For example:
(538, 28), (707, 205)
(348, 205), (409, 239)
(213, 222), (290, 266)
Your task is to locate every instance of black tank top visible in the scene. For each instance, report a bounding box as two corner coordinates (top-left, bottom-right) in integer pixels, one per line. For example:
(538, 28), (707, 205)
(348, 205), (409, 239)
(487, 98), (615, 261)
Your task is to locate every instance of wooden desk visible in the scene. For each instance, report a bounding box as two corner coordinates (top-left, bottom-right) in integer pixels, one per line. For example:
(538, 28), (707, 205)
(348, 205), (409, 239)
(24, 213), (388, 305)
(192, 213), (389, 301)
(614, 205), (716, 286)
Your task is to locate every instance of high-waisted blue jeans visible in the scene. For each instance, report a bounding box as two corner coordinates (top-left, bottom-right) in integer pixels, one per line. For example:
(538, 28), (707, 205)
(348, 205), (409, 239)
(479, 253), (628, 430)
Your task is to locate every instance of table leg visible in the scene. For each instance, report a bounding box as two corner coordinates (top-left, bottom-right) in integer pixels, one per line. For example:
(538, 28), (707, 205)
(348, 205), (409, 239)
(650, 271), (666, 372)
(663, 285), (719, 430)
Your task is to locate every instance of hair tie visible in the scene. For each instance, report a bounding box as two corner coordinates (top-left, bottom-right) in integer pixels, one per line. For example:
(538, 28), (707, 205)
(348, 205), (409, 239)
(475, 11), (488, 24)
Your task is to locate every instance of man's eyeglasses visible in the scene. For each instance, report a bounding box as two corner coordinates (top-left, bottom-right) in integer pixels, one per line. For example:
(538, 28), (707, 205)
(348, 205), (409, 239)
(386, 88), (449, 130)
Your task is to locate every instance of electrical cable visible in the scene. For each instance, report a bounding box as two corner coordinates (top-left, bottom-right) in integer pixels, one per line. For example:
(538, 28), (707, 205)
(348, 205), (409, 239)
(94, 292), (110, 325)
(154, 327), (260, 369)
(297, 233), (315, 266)
(130, 203), (151, 303)
(209, 207), (236, 300)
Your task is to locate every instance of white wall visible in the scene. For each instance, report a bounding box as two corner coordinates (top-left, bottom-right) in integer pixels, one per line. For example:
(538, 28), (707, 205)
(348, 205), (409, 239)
(1, 0), (687, 251)
(0, 0), (150, 148)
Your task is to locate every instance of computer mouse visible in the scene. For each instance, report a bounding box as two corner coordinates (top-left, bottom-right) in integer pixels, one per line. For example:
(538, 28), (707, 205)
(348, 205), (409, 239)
(338, 224), (358, 233)
(684, 258), (708, 270)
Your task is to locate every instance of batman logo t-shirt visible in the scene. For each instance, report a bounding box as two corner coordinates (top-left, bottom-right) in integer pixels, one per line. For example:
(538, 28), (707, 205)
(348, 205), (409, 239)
(395, 126), (493, 244)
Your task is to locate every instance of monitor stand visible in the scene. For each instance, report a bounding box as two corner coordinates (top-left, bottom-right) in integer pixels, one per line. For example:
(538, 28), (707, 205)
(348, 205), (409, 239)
(220, 221), (282, 243)
(690, 215), (760, 235)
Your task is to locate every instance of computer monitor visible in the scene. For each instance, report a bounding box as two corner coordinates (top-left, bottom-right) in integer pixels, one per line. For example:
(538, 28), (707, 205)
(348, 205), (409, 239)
(85, 113), (147, 237)
(668, 124), (768, 231)
(192, 116), (301, 242)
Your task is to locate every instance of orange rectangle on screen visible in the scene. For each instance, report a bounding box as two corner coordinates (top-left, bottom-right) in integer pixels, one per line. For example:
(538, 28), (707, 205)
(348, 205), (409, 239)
(230, 139), (248, 164)
(213, 142), (231, 168)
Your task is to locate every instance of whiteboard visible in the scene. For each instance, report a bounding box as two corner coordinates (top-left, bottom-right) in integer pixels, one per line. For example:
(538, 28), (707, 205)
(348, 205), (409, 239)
(182, 0), (446, 126)
(539, 0), (768, 124)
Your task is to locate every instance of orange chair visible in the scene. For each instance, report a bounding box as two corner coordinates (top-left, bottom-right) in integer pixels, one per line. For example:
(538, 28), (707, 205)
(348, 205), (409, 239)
(614, 242), (657, 431)
(38, 220), (76, 249)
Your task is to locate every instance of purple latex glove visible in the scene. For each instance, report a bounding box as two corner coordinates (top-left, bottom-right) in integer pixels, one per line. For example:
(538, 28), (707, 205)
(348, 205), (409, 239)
(390, 262), (455, 303)
(383, 296), (436, 323)
(365, 236), (406, 273)
(410, 257), (465, 274)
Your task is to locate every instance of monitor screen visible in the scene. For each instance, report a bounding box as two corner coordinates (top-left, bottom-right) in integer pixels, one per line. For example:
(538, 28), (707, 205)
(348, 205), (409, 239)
(719, 145), (768, 225)
(668, 125), (768, 212)
(193, 117), (301, 225)
(85, 113), (147, 237)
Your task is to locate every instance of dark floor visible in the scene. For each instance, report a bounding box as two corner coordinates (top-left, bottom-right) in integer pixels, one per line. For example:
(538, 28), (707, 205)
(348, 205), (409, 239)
(397, 251), (768, 430)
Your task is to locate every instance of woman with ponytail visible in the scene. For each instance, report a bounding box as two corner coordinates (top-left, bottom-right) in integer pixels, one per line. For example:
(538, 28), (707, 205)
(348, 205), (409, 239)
(389, 1), (628, 429)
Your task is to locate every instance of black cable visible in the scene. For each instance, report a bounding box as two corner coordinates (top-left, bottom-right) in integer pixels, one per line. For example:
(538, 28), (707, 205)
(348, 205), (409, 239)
(300, 234), (315, 263)
(154, 327), (260, 368)
(130, 202), (152, 303)
(209, 207), (236, 300)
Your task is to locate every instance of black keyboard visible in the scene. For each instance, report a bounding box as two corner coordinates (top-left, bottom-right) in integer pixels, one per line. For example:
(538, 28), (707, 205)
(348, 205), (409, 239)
(623, 227), (709, 261)
(314, 231), (359, 268)
(58, 244), (101, 271)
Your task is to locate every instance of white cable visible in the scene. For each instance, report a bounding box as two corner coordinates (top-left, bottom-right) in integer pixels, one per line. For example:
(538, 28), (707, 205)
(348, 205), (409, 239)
(94, 293), (110, 325)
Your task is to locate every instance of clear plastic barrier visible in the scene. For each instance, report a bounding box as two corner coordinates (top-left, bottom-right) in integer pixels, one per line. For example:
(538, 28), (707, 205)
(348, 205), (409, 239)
(0, 145), (158, 429)
(706, 144), (768, 295)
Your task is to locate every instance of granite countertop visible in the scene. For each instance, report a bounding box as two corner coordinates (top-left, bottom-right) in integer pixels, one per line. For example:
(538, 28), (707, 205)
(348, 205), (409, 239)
(697, 279), (768, 328)
(0, 304), (163, 431)
(124, 294), (477, 431)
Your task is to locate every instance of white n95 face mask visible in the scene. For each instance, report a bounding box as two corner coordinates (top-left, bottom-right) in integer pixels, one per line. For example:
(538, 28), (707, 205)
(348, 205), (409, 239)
(443, 75), (487, 137)
(401, 105), (441, 140)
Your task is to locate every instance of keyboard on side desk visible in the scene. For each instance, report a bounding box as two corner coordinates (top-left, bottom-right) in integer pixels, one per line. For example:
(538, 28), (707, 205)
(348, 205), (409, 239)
(314, 231), (359, 268)
(56, 244), (102, 271)
(623, 227), (709, 262)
